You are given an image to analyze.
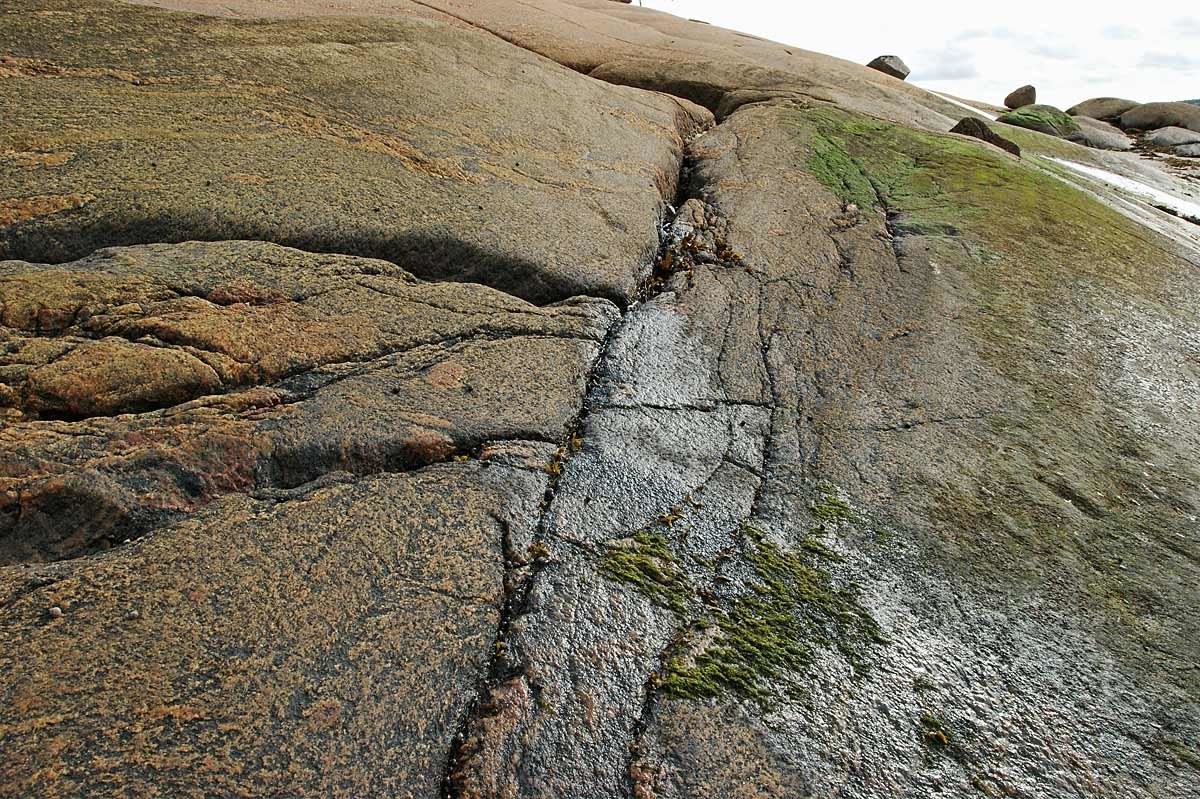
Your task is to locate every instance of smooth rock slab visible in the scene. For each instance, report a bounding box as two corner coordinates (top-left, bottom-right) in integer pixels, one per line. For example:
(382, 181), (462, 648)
(0, 0), (707, 305)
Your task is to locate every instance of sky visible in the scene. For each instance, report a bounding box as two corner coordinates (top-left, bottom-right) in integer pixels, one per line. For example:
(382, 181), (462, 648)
(639, 1), (1199, 109)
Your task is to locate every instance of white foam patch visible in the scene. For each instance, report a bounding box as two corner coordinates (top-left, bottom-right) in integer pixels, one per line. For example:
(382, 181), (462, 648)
(1046, 157), (1200, 221)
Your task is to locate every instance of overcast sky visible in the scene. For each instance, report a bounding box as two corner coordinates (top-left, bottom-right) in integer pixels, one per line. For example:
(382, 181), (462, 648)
(639, 0), (1199, 109)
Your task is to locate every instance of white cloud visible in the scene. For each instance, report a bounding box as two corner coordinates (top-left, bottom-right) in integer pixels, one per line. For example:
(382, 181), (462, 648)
(1139, 52), (1200, 72)
(639, 0), (1199, 106)
(1101, 25), (1138, 40)
(914, 47), (978, 80)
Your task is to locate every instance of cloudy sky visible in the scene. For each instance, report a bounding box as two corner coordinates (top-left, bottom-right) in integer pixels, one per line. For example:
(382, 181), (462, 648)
(639, 0), (1199, 108)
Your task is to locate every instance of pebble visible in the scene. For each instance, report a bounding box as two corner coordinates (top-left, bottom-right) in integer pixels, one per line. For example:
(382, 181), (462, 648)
(48, 606), (63, 618)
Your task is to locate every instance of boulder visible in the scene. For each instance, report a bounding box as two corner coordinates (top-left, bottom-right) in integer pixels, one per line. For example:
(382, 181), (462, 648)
(1119, 101), (1200, 133)
(1066, 97), (1140, 121)
(1144, 126), (1200, 147)
(866, 55), (910, 80)
(996, 104), (1081, 137)
(949, 117), (1021, 157)
(1172, 143), (1200, 157)
(1004, 84), (1036, 109)
(1066, 116), (1134, 151)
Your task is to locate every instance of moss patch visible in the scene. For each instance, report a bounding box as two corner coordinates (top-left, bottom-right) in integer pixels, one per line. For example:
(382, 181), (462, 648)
(1163, 738), (1200, 771)
(599, 530), (692, 615)
(658, 526), (883, 704)
(996, 104), (1080, 138)
(804, 132), (879, 210)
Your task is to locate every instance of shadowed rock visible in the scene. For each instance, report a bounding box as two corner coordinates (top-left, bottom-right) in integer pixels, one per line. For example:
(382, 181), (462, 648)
(950, 117), (1021, 157)
(867, 54), (910, 80)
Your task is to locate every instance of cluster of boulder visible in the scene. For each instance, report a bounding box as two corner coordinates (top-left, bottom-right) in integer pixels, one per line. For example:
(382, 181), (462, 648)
(995, 87), (1200, 157)
(865, 56), (1197, 160)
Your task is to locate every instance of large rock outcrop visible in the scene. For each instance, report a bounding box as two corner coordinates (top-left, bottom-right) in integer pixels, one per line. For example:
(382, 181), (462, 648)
(2, 1), (1198, 797)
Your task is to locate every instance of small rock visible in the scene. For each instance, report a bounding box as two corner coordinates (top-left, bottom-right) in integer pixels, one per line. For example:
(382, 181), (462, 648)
(866, 55), (910, 81)
(1004, 85), (1036, 109)
(48, 606), (63, 618)
(949, 117), (1021, 157)
(125, 609), (140, 620)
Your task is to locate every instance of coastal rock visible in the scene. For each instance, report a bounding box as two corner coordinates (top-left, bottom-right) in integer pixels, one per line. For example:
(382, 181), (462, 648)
(1066, 116), (1134, 150)
(1004, 84), (1036, 109)
(949, 116), (1021, 157)
(996, 104), (1081, 137)
(2, 1), (1199, 797)
(1067, 96), (1140, 121)
(1120, 101), (1200, 133)
(1145, 126), (1200, 147)
(866, 54), (910, 80)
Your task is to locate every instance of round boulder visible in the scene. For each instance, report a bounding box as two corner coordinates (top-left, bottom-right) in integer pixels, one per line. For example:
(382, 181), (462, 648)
(866, 55), (910, 80)
(1066, 97), (1140, 121)
(1004, 85), (1036, 109)
(996, 104), (1081, 138)
(1119, 101), (1200, 133)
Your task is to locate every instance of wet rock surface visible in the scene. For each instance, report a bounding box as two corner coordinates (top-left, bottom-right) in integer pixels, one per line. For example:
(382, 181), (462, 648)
(2, 1), (1199, 797)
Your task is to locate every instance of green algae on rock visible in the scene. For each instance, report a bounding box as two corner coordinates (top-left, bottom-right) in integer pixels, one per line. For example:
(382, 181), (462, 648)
(996, 104), (1081, 137)
(659, 526), (883, 703)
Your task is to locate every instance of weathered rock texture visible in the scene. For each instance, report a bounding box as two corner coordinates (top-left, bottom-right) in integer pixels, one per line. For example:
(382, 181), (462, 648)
(2, 1), (1199, 798)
